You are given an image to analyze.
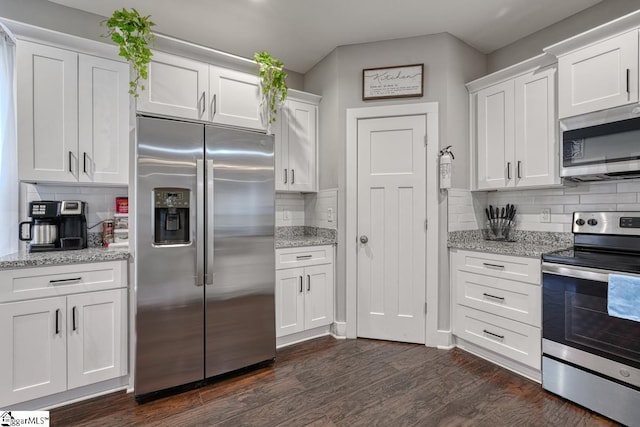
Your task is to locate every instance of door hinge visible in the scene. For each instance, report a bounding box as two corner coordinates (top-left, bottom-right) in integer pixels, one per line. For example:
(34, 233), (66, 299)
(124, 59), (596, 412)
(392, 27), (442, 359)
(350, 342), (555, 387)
(425, 219), (428, 230)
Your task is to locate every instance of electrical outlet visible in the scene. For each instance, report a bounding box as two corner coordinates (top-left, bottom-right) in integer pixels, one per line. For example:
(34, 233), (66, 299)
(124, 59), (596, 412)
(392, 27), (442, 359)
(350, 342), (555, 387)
(283, 210), (290, 220)
(327, 208), (333, 222)
(540, 209), (551, 223)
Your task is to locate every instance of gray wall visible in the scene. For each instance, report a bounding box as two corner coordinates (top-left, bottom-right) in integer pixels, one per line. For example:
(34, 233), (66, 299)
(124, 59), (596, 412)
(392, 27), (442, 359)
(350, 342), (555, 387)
(488, 0), (640, 72)
(304, 33), (486, 331)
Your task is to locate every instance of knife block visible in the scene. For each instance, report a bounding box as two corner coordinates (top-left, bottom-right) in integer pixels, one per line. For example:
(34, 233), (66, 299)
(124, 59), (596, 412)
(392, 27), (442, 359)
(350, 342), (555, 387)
(484, 219), (515, 241)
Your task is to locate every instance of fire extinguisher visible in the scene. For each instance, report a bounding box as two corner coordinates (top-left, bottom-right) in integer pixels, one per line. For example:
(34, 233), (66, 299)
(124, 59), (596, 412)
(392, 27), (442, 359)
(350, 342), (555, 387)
(439, 145), (454, 190)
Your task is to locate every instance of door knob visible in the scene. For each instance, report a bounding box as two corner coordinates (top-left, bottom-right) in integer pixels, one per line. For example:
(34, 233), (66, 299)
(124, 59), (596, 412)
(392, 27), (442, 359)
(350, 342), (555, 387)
(360, 235), (368, 244)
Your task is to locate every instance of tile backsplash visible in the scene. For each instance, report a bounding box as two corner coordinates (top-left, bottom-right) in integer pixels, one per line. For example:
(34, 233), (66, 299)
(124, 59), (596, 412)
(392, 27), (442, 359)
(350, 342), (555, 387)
(275, 189), (338, 229)
(448, 178), (640, 232)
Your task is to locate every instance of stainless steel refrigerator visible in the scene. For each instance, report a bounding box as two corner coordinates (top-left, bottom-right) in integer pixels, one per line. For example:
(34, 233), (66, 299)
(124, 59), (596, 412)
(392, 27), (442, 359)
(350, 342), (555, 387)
(134, 115), (275, 398)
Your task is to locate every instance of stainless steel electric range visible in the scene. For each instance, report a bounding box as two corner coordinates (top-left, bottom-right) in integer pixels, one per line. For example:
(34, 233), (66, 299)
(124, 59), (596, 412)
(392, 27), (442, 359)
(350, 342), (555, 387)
(542, 211), (640, 426)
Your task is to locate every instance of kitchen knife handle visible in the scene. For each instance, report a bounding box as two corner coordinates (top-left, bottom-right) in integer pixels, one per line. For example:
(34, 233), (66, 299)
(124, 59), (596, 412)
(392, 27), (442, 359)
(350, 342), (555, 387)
(307, 275), (311, 291)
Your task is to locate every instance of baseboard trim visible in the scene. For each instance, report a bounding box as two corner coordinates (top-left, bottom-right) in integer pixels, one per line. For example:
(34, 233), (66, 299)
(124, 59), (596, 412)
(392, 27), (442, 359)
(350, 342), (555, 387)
(276, 326), (332, 348)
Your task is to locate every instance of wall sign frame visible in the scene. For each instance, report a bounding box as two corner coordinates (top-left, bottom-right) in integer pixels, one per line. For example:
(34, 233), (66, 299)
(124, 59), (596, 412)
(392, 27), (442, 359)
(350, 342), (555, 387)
(362, 64), (424, 100)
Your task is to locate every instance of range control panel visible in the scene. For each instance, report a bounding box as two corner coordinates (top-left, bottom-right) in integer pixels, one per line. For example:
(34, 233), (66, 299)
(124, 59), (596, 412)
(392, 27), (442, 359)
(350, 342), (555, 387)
(573, 212), (640, 235)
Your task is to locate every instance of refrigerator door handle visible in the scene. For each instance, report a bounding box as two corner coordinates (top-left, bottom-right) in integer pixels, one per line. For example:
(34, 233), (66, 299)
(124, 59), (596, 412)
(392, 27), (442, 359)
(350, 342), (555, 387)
(196, 159), (205, 287)
(206, 159), (215, 286)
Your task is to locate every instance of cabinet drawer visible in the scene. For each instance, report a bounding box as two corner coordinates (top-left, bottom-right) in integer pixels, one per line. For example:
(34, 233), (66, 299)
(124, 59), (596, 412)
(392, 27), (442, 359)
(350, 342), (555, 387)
(455, 270), (541, 326)
(276, 245), (333, 270)
(454, 305), (541, 370)
(0, 261), (127, 302)
(452, 250), (540, 284)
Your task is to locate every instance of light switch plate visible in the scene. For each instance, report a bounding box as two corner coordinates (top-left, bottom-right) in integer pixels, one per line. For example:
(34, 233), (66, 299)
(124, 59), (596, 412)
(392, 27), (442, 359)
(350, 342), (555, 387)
(327, 208), (333, 222)
(540, 209), (551, 223)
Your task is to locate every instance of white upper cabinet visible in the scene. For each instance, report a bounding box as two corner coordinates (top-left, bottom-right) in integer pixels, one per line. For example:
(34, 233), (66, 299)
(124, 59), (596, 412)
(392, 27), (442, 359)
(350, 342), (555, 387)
(557, 30), (638, 118)
(137, 51), (209, 120)
(469, 55), (559, 190)
(275, 90), (320, 192)
(17, 40), (129, 185)
(137, 51), (265, 130)
(78, 55), (130, 184)
(209, 65), (264, 129)
(17, 41), (78, 183)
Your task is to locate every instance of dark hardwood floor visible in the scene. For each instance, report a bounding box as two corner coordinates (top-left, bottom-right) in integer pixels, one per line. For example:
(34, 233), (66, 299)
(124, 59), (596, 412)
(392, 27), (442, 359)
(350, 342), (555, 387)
(50, 337), (620, 426)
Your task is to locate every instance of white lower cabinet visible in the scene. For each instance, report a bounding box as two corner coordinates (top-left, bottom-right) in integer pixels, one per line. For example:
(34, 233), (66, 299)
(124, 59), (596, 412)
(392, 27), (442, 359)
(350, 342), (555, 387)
(451, 249), (542, 379)
(0, 261), (128, 408)
(275, 246), (334, 339)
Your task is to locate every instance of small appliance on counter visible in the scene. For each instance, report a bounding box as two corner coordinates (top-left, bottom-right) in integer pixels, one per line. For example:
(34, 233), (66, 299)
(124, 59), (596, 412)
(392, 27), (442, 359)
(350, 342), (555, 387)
(19, 200), (88, 252)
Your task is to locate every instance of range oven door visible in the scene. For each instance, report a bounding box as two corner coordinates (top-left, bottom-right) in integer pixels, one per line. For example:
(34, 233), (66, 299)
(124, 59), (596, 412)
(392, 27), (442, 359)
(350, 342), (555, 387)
(542, 262), (640, 389)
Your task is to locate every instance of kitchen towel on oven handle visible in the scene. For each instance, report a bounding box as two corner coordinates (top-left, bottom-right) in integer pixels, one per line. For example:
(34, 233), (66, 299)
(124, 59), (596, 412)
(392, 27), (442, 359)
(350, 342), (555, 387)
(608, 274), (640, 322)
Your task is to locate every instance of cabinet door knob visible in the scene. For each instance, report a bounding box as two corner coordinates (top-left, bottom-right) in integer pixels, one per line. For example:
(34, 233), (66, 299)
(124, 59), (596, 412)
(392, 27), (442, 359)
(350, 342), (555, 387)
(360, 235), (368, 244)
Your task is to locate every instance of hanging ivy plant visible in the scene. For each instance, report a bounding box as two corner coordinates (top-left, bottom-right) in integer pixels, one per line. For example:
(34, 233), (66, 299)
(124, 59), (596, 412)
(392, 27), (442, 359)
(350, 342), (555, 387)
(254, 51), (288, 131)
(102, 8), (155, 97)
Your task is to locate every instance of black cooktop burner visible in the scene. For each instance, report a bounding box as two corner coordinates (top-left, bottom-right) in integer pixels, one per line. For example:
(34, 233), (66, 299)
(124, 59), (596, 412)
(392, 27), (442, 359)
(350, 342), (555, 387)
(542, 248), (640, 274)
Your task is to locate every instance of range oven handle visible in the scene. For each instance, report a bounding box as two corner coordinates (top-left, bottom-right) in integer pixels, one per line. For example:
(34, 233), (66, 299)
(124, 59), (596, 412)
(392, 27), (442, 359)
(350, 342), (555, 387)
(542, 262), (640, 283)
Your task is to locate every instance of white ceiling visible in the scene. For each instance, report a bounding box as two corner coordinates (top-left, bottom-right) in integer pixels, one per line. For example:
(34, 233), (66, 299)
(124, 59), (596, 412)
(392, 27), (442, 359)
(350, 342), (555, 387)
(48, 0), (602, 73)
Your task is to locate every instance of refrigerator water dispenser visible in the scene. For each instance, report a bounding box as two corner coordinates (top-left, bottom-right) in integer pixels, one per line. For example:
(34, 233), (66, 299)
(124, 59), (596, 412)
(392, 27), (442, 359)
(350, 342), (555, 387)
(153, 188), (190, 244)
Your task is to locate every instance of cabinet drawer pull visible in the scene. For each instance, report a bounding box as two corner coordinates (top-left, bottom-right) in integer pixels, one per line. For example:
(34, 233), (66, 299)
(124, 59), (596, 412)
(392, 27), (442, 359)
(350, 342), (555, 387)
(483, 329), (504, 340)
(517, 160), (522, 179)
(49, 277), (82, 284)
(482, 262), (505, 270)
(284, 169), (288, 184)
(299, 276), (303, 293)
(506, 162), (511, 180)
(83, 152), (88, 174)
(291, 169), (295, 184)
(212, 94), (217, 117)
(200, 91), (206, 116)
(55, 309), (61, 335)
(307, 274), (311, 291)
(296, 255), (312, 260)
(72, 306), (77, 331)
(68, 151), (73, 173)
(482, 292), (505, 301)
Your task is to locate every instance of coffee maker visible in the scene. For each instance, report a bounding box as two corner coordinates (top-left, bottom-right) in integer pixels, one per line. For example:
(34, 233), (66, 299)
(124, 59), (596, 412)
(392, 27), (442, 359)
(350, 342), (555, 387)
(19, 200), (88, 252)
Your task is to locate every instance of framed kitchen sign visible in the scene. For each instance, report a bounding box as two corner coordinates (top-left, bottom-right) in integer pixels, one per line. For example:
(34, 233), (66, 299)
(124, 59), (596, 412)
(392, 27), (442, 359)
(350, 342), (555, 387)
(362, 64), (424, 100)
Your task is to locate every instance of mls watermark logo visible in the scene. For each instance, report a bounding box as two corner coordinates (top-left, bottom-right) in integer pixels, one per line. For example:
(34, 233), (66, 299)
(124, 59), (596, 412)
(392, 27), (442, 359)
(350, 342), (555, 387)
(0, 411), (50, 427)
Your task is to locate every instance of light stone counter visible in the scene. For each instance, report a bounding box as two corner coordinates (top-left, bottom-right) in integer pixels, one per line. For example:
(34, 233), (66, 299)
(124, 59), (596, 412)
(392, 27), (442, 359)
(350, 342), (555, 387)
(448, 229), (573, 258)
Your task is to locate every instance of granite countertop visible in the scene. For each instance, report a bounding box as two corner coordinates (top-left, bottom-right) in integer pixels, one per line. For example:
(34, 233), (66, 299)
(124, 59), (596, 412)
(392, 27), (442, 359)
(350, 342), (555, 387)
(0, 247), (130, 270)
(275, 226), (337, 249)
(448, 229), (573, 258)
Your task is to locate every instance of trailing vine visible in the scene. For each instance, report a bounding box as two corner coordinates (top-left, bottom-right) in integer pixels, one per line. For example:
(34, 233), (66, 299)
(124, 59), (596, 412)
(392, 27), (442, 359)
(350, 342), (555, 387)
(254, 51), (288, 130)
(103, 8), (155, 97)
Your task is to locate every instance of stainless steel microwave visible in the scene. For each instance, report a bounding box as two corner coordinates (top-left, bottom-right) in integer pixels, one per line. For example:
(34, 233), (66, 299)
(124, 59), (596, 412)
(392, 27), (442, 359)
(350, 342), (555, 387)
(561, 104), (640, 181)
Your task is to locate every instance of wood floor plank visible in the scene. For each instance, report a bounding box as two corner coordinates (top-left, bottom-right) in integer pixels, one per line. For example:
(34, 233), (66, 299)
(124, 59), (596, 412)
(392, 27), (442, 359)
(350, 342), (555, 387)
(48, 337), (621, 427)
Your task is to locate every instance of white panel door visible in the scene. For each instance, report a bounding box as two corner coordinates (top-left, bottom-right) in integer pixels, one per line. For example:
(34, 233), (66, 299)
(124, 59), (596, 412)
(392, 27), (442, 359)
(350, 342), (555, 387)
(275, 268), (305, 337)
(514, 67), (558, 187)
(357, 115), (426, 344)
(78, 55), (130, 184)
(476, 80), (514, 190)
(67, 289), (127, 389)
(558, 30), (638, 118)
(287, 100), (317, 192)
(209, 65), (263, 130)
(0, 297), (67, 407)
(17, 40), (78, 182)
(137, 51), (209, 120)
(304, 263), (334, 330)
